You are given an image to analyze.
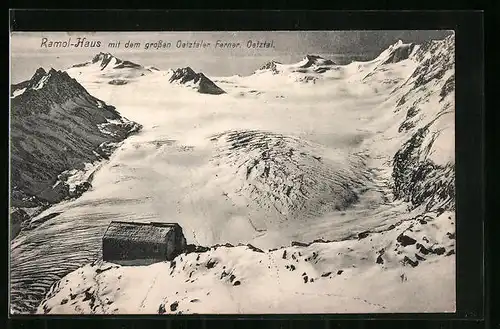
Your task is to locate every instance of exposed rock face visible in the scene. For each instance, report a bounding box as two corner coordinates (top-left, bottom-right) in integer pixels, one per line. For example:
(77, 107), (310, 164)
(391, 34), (455, 212)
(300, 55), (336, 68)
(10, 68), (142, 229)
(392, 126), (455, 211)
(258, 55), (335, 75)
(10, 208), (29, 240)
(382, 43), (417, 64)
(169, 67), (226, 95)
(258, 60), (282, 74)
(68, 53), (150, 82)
(108, 79), (128, 85)
(11, 68), (47, 96)
(90, 52), (142, 71)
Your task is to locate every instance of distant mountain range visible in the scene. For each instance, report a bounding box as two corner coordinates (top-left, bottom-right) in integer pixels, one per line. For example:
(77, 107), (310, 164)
(68, 52), (227, 94)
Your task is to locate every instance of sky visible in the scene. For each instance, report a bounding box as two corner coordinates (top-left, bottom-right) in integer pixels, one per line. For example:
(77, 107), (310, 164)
(10, 30), (453, 83)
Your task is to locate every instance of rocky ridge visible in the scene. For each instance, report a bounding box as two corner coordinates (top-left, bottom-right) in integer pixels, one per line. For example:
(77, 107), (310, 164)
(390, 34), (455, 212)
(10, 68), (142, 238)
(168, 67), (226, 95)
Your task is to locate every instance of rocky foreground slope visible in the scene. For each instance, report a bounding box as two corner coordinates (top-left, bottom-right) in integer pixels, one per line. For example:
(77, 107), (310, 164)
(33, 34), (456, 314)
(37, 209), (455, 314)
(10, 68), (142, 239)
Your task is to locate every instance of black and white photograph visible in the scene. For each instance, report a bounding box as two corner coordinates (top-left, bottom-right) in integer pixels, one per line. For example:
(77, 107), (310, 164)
(9, 30), (456, 315)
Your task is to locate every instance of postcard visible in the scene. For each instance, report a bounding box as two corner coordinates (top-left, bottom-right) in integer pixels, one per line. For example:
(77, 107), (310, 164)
(9, 30), (456, 315)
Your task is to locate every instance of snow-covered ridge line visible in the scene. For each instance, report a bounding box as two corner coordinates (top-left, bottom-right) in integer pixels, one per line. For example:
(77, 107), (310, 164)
(72, 52), (143, 71)
(168, 67), (226, 95)
(389, 34), (455, 212)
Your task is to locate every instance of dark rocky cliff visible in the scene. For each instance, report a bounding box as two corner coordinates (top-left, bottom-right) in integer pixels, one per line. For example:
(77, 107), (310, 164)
(10, 68), (142, 236)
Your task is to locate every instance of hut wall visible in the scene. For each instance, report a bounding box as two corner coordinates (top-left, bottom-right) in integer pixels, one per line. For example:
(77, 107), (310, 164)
(163, 225), (187, 260)
(172, 225), (187, 254)
(102, 237), (167, 262)
(164, 230), (176, 260)
(102, 222), (188, 263)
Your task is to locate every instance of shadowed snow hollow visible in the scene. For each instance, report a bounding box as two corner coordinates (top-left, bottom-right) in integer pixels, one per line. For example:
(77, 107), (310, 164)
(67, 52), (153, 83)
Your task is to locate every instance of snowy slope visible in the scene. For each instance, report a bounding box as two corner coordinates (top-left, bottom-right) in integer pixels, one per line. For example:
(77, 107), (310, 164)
(11, 34), (455, 314)
(360, 35), (455, 212)
(38, 210), (455, 314)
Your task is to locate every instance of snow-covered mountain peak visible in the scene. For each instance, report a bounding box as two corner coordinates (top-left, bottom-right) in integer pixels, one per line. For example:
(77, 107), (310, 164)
(168, 67), (226, 95)
(69, 52), (142, 72)
(9, 65), (142, 225)
(258, 60), (282, 73)
(91, 52), (114, 62)
(255, 55), (336, 76)
(370, 40), (418, 65)
(66, 53), (151, 83)
(32, 67), (48, 81)
(301, 54), (336, 67)
(394, 39), (404, 47)
(11, 67), (86, 101)
(170, 66), (197, 79)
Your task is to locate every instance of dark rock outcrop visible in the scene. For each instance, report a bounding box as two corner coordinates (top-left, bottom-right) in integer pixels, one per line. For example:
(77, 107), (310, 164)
(300, 55), (335, 68)
(392, 126), (455, 211)
(108, 79), (128, 85)
(90, 52), (142, 71)
(382, 43), (417, 65)
(403, 256), (419, 267)
(397, 234), (417, 247)
(258, 60), (281, 74)
(10, 208), (29, 240)
(169, 67), (225, 95)
(10, 68), (142, 219)
(391, 35), (455, 212)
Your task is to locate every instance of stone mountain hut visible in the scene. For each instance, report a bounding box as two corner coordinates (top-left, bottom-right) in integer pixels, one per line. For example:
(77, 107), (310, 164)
(102, 221), (187, 265)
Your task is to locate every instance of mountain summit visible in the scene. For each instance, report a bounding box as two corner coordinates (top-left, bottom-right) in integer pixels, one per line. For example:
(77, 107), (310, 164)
(381, 42), (417, 65)
(67, 53), (151, 83)
(11, 68), (93, 112)
(75, 52), (142, 71)
(300, 55), (336, 67)
(168, 67), (226, 95)
(256, 55), (336, 76)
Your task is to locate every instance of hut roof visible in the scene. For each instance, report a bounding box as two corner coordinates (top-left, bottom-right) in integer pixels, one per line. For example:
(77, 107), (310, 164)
(103, 221), (180, 244)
